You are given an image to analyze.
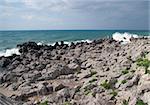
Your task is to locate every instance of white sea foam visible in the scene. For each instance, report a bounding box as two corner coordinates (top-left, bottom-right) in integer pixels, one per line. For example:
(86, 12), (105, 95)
(47, 39), (93, 46)
(37, 42), (43, 45)
(112, 32), (139, 43)
(0, 48), (21, 57)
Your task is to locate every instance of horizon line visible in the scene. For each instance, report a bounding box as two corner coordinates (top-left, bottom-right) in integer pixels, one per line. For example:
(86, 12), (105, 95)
(0, 29), (149, 31)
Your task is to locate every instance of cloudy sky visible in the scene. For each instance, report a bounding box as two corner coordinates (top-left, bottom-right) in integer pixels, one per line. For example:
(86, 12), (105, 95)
(0, 0), (149, 30)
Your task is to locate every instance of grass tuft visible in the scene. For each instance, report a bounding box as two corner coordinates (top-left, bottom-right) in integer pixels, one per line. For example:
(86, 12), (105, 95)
(122, 69), (129, 75)
(110, 90), (118, 98)
(39, 101), (48, 105)
(90, 70), (97, 76)
(136, 58), (150, 74)
(101, 80), (111, 89)
(121, 80), (127, 84)
(64, 101), (72, 105)
(136, 99), (148, 105)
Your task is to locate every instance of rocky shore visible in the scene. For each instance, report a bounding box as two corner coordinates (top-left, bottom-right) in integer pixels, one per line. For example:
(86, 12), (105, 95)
(0, 38), (150, 105)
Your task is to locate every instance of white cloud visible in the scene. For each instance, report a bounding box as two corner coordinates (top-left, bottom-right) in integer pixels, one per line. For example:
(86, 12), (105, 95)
(22, 14), (34, 20)
(20, 0), (71, 11)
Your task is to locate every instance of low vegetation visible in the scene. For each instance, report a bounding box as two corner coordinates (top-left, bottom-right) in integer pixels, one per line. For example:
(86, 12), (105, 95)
(136, 58), (150, 74)
(63, 101), (72, 105)
(39, 101), (48, 105)
(136, 99), (148, 105)
(110, 90), (118, 98)
(101, 80), (111, 89)
(122, 98), (130, 105)
(122, 69), (129, 75)
(90, 70), (97, 76)
(121, 80), (127, 84)
(84, 90), (91, 95)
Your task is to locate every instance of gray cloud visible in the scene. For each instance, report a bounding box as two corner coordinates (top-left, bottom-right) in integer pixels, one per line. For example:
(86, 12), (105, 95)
(0, 0), (149, 30)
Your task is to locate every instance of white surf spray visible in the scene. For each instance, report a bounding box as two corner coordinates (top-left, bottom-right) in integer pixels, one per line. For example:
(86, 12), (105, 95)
(112, 32), (139, 43)
(46, 39), (93, 46)
(0, 48), (21, 57)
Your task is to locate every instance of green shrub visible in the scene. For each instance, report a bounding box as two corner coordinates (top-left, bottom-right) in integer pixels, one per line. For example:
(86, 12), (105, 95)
(122, 69), (129, 75)
(110, 90), (118, 98)
(136, 58), (150, 74)
(121, 80), (127, 84)
(122, 98), (130, 105)
(39, 101), (48, 105)
(131, 70), (135, 73)
(64, 101), (72, 105)
(122, 99), (129, 105)
(101, 80), (111, 89)
(90, 70), (97, 76)
(84, 90), (91, 95)
(141, 51), (149, 58)
(136, 99), (148, 105)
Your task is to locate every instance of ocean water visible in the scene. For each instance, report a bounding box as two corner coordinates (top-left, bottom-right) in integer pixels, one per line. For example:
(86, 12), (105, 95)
(0, 30), (149, 56)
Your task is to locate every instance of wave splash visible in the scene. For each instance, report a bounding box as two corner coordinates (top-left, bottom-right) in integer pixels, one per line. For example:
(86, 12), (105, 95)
(0, 32), (144, 57)
(112, 32), (139, 43)
(0, 39), (92, 57)
(37, 39), (92, 46)
(0, 48), (21, 57)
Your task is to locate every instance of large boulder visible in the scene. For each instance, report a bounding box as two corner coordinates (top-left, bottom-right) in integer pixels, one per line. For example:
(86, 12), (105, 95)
(38, 82), (53, 95)
(17, 42), (40, 53)
(42, 64), (75, 80)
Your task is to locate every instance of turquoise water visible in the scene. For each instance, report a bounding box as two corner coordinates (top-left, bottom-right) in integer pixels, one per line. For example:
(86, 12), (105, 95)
(0, 30), (149, 51)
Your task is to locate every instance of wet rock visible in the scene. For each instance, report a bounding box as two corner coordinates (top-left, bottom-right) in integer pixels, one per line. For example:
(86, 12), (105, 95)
(0, 57), (11, 68)
(18, 42), (40, 53)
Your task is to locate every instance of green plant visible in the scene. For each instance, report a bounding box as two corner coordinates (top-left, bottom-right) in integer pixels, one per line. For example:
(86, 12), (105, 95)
(121, 80), (127, 84)
(90, 70), (97, 76)
(136, 58), (150, 74)
(122, 99), (129, 105)
(89, 78), (97, 83)
(110, 90), (118, 98)
(84, 90), (91, 95)
(131, 70), (135, 73)
(122, 97), (130, 105)
(136, 99), (148, 105)
(83, 84), (92, 95)
(122, 69), (129, 75)
(101, 80), (111, 89)
(64, 101), (72, 105)
(39, 101), (48, 105)
(141, 51), (149, 58)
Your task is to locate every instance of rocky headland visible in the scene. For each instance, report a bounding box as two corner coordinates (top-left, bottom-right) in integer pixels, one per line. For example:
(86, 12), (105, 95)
(0, 38), (150, 105)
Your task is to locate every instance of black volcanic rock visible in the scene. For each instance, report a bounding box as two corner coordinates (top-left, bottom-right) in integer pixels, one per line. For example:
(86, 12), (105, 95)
(17, 42), (41, 53)
(0, 57), (11, 68)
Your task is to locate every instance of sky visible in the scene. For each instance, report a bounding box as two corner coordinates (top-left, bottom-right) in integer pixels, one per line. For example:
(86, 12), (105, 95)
(0, 0), (149, 30)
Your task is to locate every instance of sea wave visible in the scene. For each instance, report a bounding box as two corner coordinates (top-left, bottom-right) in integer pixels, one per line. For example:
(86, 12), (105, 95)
(112, 32), (139, 43)
(43, 39), (92, 46)
(0, 48), (20, 57)
(0, 33), (149, 57)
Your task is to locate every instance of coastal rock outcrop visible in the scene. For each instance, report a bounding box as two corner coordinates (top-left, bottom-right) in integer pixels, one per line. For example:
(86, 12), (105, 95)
(0, 38), (150, 105)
